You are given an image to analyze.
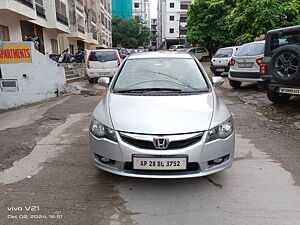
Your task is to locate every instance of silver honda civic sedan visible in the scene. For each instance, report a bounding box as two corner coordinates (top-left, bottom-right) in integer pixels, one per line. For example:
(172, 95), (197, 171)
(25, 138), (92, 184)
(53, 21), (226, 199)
(89, 52), (235, 178)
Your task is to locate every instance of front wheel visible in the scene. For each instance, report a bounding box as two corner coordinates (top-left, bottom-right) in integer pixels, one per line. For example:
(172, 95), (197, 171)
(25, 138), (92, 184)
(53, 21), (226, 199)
(229, 80), (242, 88)
(267, 90), (290, 104)
(213, 72), (222, 76)
(88, 78), (94, 83)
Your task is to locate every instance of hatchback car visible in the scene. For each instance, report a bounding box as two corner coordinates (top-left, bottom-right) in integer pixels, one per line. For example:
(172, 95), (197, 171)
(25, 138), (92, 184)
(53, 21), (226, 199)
(228, 41), (265, 88)
(187, 47), (210, 61)
(89, 52), (235, 178)
(169, 45), (187, 52)
(86, 49), (121, 83)
(210, 46), (238, 76)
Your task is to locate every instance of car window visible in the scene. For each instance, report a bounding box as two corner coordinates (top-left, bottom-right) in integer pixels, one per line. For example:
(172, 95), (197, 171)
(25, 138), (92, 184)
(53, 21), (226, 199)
(271, 31), (300, 51)
(113, 58), (208, 91)
(196, 48), (205, 53)
(89, 51), (117, 62)
(188, 48), (195, 53)
(214, 48), (233, 58)
(235, 43), (264, 56)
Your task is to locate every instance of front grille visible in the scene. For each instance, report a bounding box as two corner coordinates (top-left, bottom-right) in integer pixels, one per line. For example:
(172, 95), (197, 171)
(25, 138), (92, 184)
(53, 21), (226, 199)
(230, 71), (260, 79)
(120, 133), (203, 150)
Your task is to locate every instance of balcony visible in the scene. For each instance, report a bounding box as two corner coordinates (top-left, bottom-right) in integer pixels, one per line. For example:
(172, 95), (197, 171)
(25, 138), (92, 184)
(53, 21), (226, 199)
(78, 24), (85, 34)
(15, 0), (34, 9)
(35, 3), (46, 18)
(56, 12), (68, 26)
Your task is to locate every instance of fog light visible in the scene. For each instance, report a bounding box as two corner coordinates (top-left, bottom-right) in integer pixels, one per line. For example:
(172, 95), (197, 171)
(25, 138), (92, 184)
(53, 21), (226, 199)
(100, 157), (110, 163)
(213, 158), (224, 164)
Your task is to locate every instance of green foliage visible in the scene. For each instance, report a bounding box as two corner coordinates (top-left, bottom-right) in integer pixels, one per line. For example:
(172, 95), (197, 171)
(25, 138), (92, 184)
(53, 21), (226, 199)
(112, 16), (151, 48)
(187, 0), (236, 53)
(187, 0), (300, 52)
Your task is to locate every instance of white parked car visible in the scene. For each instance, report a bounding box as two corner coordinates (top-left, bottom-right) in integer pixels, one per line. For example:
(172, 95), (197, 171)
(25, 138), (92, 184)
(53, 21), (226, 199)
(86, 49), (121, 83)
(187, 47), (210, 61)
(210, 46), (238, 76)
(169, 45), (187, 52)
(228, 41), (265, 88)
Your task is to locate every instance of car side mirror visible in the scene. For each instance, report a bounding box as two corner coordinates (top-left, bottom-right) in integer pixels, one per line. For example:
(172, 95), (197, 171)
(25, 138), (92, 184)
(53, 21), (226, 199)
(98, 77), (110, 87)
(211, 77), (224, 86)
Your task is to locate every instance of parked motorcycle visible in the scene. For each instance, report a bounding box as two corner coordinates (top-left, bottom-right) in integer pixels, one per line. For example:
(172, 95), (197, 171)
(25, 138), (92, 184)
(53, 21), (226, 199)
(70, 50), (85, 63)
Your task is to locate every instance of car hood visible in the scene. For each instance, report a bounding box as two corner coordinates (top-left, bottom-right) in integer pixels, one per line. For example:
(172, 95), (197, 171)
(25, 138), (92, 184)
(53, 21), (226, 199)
(108, 93), (214, 134)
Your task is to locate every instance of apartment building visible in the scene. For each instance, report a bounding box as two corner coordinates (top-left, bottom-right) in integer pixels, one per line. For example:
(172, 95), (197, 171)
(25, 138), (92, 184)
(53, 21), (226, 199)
(157, 0), (192, 49)
(59, 0), (112, 53)
(132, 0), (150, 28)
(150, 18), (157, 48)
(0, 0), (112, 54)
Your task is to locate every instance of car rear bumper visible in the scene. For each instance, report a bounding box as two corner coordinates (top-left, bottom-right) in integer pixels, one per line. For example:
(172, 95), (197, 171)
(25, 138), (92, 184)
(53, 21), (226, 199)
(229, 71), (264, 82)
(89, 131), (235, 179)
(86, 69), (116, 78)
(210, 66), (230, 73)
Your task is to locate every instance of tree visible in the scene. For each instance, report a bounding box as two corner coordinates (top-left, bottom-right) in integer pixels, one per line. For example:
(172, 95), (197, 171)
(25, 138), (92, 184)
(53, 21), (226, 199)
(226, 0), (300, 43)
(186, 0), (236, 53)
(112, 16), (151, 48)
(187, 0), (300, 52)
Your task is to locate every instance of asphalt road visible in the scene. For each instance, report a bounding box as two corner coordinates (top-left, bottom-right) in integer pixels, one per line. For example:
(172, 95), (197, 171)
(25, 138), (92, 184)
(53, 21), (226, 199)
(0, 63), (300, 225)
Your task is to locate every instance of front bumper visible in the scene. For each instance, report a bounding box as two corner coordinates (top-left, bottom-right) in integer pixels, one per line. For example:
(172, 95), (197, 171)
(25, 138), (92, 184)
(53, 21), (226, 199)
(89, 131), (235, 178)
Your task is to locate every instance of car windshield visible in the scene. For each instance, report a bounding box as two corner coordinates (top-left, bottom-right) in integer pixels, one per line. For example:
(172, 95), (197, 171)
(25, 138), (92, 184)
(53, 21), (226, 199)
(113, 58), (209, 93)
(214, 48), (233, 58)
(89, 51), (117, 62)
(235, 43), (264, 56)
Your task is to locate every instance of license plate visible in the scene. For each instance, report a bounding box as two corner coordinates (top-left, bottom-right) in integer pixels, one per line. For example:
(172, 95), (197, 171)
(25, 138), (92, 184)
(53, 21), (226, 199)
(99, 73), (111, 76)
(279, 87), (300, 95)
(215, 68), (225, 72)
(133, 157), (187, 170)
(238, 62), (253, 68)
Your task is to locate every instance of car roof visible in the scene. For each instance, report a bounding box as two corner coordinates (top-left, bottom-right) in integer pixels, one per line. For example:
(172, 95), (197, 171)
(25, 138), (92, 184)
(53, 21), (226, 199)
(242, 40), (265, 45)
(127, 51), (194, 59)
(91, 49), (117, 52)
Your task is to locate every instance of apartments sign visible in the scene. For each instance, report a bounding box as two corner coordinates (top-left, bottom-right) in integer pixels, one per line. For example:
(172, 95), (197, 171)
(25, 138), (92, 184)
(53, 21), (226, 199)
(0, 43), (32, 64)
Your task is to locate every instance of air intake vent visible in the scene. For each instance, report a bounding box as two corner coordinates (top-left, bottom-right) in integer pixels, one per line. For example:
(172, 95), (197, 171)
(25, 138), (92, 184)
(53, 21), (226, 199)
(0, 79), (19, 92)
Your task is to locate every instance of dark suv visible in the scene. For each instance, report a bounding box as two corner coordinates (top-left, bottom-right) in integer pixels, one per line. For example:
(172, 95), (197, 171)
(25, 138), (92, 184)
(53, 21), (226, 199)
(261, 25), (300, 103)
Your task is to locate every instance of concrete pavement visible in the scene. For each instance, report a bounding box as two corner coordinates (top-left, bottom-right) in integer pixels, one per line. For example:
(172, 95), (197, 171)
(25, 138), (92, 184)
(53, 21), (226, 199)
(0, 68), (300, 225)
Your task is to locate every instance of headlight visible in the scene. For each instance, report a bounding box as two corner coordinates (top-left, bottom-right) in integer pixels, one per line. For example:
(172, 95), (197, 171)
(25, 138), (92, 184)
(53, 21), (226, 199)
(90, 118), (117, 142)
(206, 118), (233, 142)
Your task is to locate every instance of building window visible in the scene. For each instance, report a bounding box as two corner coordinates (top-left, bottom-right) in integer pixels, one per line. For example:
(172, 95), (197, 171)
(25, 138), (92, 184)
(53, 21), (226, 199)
(51, 39), (58, 54)
(101, 12), (105, 25)
(180, 4), (188, 10)
(180, 15), (187, 22)
(180, 29), (187, 35)
(169, 16), (174, 21)
(169, 28), (174, 33)
(170, 2), (174, 8)
(0, 25), (10, 41)
(35, 0), (43, 5)
(55, 0), (68, 25)
(134, 2), (139, 8)
(55, 0), (67, 16)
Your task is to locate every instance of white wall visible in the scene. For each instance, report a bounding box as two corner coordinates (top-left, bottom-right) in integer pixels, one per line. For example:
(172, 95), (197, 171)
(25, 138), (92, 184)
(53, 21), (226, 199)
(43, 29), (60, 54)
(0, 42), (66, 110)
(0, 14), (22, 42)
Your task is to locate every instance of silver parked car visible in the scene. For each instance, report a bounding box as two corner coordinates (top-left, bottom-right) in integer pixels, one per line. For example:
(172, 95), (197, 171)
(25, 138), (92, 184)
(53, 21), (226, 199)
(89, 52), (235, 178)
(228, 41), (265, 88)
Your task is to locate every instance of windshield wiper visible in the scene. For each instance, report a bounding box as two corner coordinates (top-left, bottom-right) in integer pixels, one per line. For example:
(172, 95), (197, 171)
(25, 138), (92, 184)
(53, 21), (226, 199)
(114, 88), (184, 93)
(114, 88), (208, 94)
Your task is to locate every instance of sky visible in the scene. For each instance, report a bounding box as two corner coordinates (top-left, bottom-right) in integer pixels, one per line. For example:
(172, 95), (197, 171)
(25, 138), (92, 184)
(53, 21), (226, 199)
(149, 0), (158, 19)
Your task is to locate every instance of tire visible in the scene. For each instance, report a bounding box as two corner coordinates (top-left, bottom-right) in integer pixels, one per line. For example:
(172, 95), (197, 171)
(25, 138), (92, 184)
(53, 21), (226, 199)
(267, 89), (290, 104)
(88, 78), (93, 83)
(229, 80), (242, 88)
(269, 45), (300, 85)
